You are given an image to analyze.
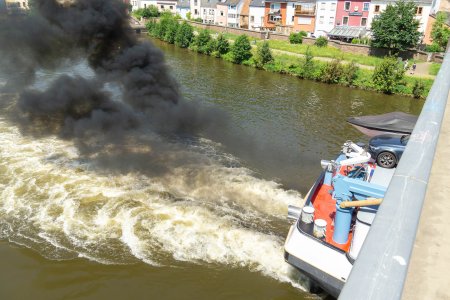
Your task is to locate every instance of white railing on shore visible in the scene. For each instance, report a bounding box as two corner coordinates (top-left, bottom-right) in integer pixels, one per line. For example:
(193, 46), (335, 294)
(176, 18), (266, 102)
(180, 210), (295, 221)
(339, 47), (450, 299)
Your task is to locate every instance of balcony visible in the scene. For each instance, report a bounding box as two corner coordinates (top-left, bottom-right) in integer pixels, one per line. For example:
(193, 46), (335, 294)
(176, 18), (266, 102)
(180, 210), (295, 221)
(295, 5), (315, 16)
(268, 14), (282, 24)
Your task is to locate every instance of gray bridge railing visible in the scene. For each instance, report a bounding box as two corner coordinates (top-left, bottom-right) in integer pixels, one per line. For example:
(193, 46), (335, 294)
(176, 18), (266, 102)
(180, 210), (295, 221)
(339, 47), (450, 300)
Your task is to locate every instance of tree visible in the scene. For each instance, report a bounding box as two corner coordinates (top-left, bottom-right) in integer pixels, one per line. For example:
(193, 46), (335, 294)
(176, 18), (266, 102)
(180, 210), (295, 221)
(431, 12), (450, 51)
(194, 29), (212, 54)
(231, 35), (252, 64)
(215, 34), (230, 56)
(255, 41), (274, 67)
(289, 32), (303, 44)
(371, 0), (421, 53)
(314, 36), (328, 47)
(175, 22), (194, 48)
(321, 59), (343, 84)
(132, 6), (160, 19)
(299, 46), (316, 79)
(372, 56), (405, 94)
(163, 18), (179, 44)
(412, 80), (425, 98)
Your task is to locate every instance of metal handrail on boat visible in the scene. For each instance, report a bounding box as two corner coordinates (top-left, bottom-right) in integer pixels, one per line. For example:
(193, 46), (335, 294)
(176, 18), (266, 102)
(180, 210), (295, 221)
(339, 49), (450, 298)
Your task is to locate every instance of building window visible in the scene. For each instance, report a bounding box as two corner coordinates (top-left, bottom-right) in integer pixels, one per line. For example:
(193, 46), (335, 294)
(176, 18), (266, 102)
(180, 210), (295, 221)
(161, 5), (164, 9)
(319, 15), (324, 24)
(329, 16), (335, 25)
(194, 0), (197, 5)
(331, 3), (336, 10)
(144, 3), (146, 8)
(292, 3), (295, 8)
(292, 16), (294, 22)
(343, 16), (348, 25)
(361, 17), (367, 26)
(203, 8), (206, 13)
(251, 15), (254, 22)
(195, 8), (198, 14)
(416, 6), (423, 15)
(221, 11), (224, 16)
(363, 2), (369, 11)
(344, 1), (351, 11)
(298, 17), (312, 24)
(170, 5), (173, 10)
(374, 5), (380, 12)
(321, 2), (326, 10)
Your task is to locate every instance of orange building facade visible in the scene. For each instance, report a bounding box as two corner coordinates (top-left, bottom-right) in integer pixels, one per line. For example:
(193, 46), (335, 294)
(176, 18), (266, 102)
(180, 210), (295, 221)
(293, 2), (316, 32)
(264, 1), (287, 29)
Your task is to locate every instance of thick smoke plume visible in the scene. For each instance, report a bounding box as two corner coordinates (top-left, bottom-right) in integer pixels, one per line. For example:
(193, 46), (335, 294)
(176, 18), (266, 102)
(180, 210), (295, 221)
(0, 0), (232, 176)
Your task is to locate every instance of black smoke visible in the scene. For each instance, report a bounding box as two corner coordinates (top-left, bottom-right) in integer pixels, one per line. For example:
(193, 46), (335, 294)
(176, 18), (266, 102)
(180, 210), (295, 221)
(0, 0), (232, 176)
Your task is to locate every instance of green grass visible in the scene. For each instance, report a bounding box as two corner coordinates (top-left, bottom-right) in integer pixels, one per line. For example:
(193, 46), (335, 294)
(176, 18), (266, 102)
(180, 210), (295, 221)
(262, 40), (385, 67)
(207, 30), (260, 42)
(429, 63), (441, 76)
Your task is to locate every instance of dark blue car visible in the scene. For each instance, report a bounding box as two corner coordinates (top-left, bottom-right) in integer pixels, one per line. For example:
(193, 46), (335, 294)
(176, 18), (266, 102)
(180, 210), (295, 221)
(368, 134), (409, 168)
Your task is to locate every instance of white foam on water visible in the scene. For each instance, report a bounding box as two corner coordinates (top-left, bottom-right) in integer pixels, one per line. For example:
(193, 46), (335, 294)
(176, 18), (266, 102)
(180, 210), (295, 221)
(0, 118), (306, 290)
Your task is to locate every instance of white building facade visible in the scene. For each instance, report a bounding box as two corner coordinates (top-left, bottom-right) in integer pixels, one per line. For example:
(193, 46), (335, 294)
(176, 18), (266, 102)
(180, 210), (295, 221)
(286, 1), (296, 26)
(226, 0), (244, 27)
(132, 0), (177, 13)
(249, 0), (265, 30)
(314, 0), (338, 37)
(190, 0), (202, 18)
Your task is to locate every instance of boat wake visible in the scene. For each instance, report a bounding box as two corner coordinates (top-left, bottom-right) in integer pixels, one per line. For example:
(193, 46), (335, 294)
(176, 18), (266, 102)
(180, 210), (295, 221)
(0, 117), (307, 289)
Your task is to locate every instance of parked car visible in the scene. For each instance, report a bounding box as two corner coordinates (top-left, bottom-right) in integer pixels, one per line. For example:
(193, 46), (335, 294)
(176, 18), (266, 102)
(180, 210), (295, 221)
(368, 134), (409, 168)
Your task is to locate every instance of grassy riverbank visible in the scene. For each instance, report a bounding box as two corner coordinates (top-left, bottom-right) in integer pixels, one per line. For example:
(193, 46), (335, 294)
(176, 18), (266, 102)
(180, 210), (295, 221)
(145, 17), (433, 99)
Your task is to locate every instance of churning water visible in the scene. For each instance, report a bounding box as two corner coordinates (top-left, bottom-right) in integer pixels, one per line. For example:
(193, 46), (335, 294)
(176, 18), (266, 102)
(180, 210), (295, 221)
(0, 85), (306, 291)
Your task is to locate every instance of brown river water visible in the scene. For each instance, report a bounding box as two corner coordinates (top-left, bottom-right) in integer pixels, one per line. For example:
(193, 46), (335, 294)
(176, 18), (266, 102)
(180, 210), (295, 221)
(0, 37), (423, 300)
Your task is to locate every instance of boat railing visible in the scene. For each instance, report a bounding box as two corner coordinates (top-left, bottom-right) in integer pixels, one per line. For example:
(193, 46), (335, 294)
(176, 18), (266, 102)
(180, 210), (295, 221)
(339, 47), (450, 298)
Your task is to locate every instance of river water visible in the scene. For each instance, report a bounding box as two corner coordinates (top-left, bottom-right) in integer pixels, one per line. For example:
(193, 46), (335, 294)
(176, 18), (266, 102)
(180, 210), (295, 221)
(0, 37), (422, 300)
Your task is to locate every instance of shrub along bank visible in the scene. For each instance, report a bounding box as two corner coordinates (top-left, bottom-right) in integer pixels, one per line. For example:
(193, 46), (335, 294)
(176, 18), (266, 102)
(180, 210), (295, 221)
(145, 16), (432, 99)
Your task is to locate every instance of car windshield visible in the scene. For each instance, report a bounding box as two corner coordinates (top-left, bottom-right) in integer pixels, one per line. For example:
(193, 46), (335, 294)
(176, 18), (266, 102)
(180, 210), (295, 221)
(401, 135), (410, 145)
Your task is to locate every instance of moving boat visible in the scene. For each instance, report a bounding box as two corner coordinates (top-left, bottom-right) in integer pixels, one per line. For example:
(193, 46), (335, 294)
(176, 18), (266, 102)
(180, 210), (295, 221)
(284, 141), (395, 297)
(347, 112), (417, 137)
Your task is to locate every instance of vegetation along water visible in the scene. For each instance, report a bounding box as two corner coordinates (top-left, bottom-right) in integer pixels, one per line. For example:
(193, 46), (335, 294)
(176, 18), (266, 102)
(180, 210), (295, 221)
(145, 15), (434, 99)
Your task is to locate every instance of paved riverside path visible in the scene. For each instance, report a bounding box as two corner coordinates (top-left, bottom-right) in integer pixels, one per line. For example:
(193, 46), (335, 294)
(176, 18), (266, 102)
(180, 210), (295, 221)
(402, 89), (450, 299)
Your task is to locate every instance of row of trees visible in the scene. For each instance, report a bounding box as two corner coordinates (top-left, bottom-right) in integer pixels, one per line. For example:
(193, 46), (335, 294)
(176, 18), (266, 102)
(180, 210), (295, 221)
(146, 15), (273, 65)
(146, 15), (426, 98)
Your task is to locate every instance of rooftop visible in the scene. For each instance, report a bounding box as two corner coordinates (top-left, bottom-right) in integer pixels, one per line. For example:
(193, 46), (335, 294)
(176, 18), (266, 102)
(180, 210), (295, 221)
(177, 0), (190, 8)
(371, 0), (432, 4)
(219, 0), (241, 5)
(200, 0), (221, 8)
(328, 26), (366, 38)
(264, 0), (297, 3)
(249, 0), (264, 6)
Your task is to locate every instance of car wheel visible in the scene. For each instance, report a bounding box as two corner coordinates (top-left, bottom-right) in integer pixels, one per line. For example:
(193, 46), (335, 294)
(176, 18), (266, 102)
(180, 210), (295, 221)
(376, 152), (397, 168)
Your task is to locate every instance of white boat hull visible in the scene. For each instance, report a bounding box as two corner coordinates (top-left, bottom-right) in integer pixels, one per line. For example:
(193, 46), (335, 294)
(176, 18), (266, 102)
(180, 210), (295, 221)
(284, 222), (353, 298)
